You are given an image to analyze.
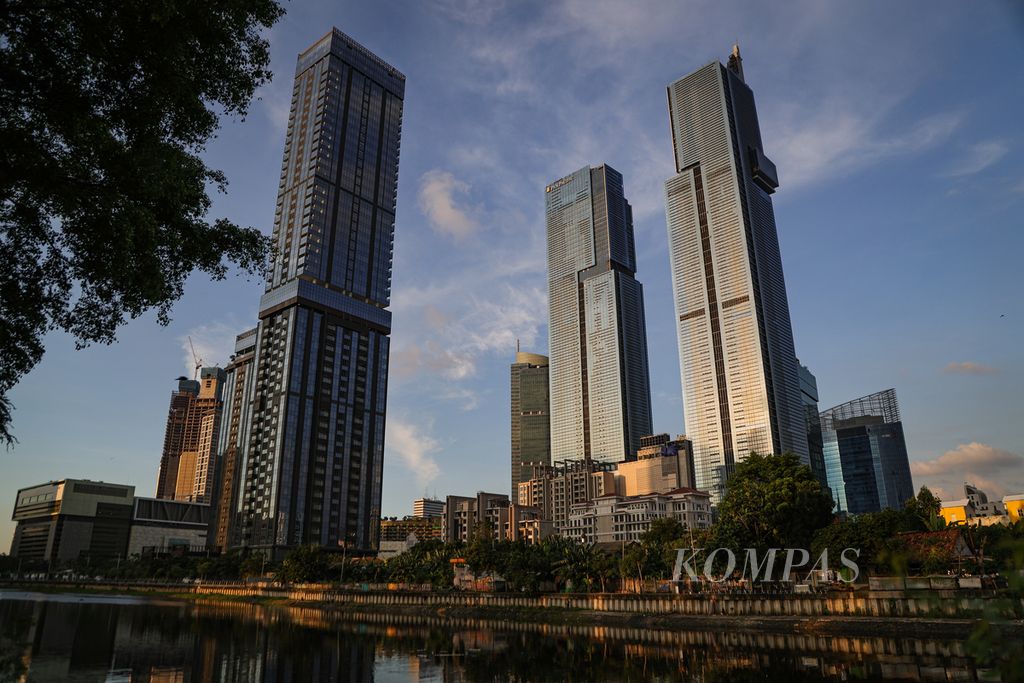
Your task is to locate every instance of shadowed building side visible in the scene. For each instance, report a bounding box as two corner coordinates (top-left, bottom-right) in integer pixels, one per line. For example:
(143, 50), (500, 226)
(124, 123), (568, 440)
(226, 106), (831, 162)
(511, 351), (550, 491)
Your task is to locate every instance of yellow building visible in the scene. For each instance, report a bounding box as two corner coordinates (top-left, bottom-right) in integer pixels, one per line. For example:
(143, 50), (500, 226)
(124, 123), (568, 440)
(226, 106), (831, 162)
(1004, 495), (1024, 522)
(939, 500), (970, 525)
(939, 483), (1024, 526)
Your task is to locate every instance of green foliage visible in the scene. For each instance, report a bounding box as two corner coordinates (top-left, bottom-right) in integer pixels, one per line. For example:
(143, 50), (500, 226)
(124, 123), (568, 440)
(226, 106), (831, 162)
(811, 508), (906, 574)
(0, 0), (285, 445)
(903, 486), (945, 531)
(279, 545), (331, 583)
(385, 540), (459, 587)
(712, 452), (834, 552)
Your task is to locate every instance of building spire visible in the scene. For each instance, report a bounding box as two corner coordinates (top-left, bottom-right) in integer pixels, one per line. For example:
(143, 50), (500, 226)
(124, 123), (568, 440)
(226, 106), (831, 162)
(727, 43), (744, 82)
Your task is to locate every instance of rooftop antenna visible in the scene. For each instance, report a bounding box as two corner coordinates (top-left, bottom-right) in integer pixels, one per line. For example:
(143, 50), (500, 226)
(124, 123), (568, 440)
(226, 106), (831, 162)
(187, 336), (203, 380)
(516, 337), (520, 354)
(728, 42), (744, 82)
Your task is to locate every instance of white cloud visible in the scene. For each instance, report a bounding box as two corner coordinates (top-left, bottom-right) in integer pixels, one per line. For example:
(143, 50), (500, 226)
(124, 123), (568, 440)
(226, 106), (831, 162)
(946, 141), (1008, 177)
(386, 418), (441, 485)
(428, 0), (508, 25)
(943, 361), (998, 376)
(178, 322), (244, 376)
(911, 443), (1024, 501)
(418, 170), (479, 240)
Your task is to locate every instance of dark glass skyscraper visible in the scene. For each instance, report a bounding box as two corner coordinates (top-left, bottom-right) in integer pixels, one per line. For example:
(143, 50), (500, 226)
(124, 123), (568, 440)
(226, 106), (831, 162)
(546, 164), (653, 464)
(237, 29), (404, 555)
(510, 351), (550, 491)
(821, 388), (914, 514)
(798, 363), (829, 490)
(663, 46), (808, 501)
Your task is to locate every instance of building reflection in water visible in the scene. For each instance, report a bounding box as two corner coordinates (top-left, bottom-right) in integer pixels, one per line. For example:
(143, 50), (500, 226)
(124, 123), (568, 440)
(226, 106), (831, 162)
(0, 592), (1002, 682)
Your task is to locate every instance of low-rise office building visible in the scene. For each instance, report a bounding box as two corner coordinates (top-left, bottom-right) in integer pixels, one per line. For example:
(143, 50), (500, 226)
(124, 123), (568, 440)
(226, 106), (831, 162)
(412, 497), (445, 519)
(10, 480), (135, 564)
(9, 479), (212, 564)
(128, 497), (210, 556)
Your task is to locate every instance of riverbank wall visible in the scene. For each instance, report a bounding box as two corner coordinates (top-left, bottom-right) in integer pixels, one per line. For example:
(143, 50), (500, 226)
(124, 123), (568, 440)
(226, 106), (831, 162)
(6, 580), (1019, 620)
(192, 582), (1023, 619)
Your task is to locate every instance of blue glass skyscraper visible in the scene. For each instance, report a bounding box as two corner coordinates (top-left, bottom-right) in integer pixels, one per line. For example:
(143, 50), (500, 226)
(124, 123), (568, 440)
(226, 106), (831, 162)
(821, 388), (914, 514)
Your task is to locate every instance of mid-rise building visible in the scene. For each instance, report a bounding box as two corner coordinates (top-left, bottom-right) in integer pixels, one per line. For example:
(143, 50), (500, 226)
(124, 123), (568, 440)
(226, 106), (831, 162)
(618, 434), (696, 496)
(518, 460), (618, 534)
(798, 364), (829, 490)
(379, 515), (442, 557)
(10, 480), (135, 564)
(237, 29), (405, 557)
(510, 351), (551, 490)
(442, 492), (509, 543)
(412, 497), (445, 519)
(155, 368), (226, 505)
(546, 164), (653, 464)
(565, 488), (712, 544)
(663, 46), (809, 502)
(496, 504), (552, 544)
(212, 329), (257, 551)
(379, 516), (443, 543)
(821, 389), (914, 514)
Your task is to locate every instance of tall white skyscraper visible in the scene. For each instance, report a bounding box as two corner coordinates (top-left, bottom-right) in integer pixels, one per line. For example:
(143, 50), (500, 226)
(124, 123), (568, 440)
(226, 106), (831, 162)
(546, 164), (652, 464)
(664, 47), (808, 501)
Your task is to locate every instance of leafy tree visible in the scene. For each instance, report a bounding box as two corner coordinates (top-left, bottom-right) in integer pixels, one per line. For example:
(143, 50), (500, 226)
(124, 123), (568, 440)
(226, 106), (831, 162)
(903, 486), (945, 531)
(279, 545), (330, 583)
(811, 508), (905, 575)
(712, 452), (834, 552)
(0, 0), (285, 445)
(591, 550), (619, 593)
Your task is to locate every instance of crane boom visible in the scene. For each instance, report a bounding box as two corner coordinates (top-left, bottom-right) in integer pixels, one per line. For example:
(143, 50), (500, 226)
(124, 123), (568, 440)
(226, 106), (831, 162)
(187, 336), (203, 379)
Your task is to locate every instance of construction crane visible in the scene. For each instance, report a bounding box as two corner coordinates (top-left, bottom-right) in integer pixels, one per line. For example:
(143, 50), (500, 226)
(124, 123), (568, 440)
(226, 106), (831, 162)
(187, 336), (203, 380)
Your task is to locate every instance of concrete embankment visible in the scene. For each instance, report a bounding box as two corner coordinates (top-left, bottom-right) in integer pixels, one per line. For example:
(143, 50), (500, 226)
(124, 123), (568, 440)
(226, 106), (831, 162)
(5, 580), (1023, 638)
(187, 581), (1024, 621)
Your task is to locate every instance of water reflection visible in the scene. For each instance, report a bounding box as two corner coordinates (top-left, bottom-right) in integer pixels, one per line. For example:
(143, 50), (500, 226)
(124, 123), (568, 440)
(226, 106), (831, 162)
(0, 590), (1002, 681)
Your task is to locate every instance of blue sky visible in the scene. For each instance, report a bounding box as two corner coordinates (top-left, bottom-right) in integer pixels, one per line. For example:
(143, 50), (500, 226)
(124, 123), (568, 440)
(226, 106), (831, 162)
(5, 0), (1024, 551)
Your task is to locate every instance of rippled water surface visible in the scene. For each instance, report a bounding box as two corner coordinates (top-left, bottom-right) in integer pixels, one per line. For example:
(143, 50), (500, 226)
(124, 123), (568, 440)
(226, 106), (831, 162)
(0, 590), (1007, 681)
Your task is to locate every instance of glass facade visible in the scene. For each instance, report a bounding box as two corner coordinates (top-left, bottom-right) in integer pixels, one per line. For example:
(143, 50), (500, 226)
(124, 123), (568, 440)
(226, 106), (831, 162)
(546, 165), (653, 464)
(510, 352), (551, 491)
(798, 363), (829, 491)
(663, 48), (808, 502)
(820, 388), (914, 514)
(237, 29), (404, 555)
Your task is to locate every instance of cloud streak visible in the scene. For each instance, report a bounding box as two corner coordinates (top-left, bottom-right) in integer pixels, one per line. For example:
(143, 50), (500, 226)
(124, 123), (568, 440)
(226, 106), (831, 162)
(943, 361), (998, 376)
(946, 141), (1008, 177)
